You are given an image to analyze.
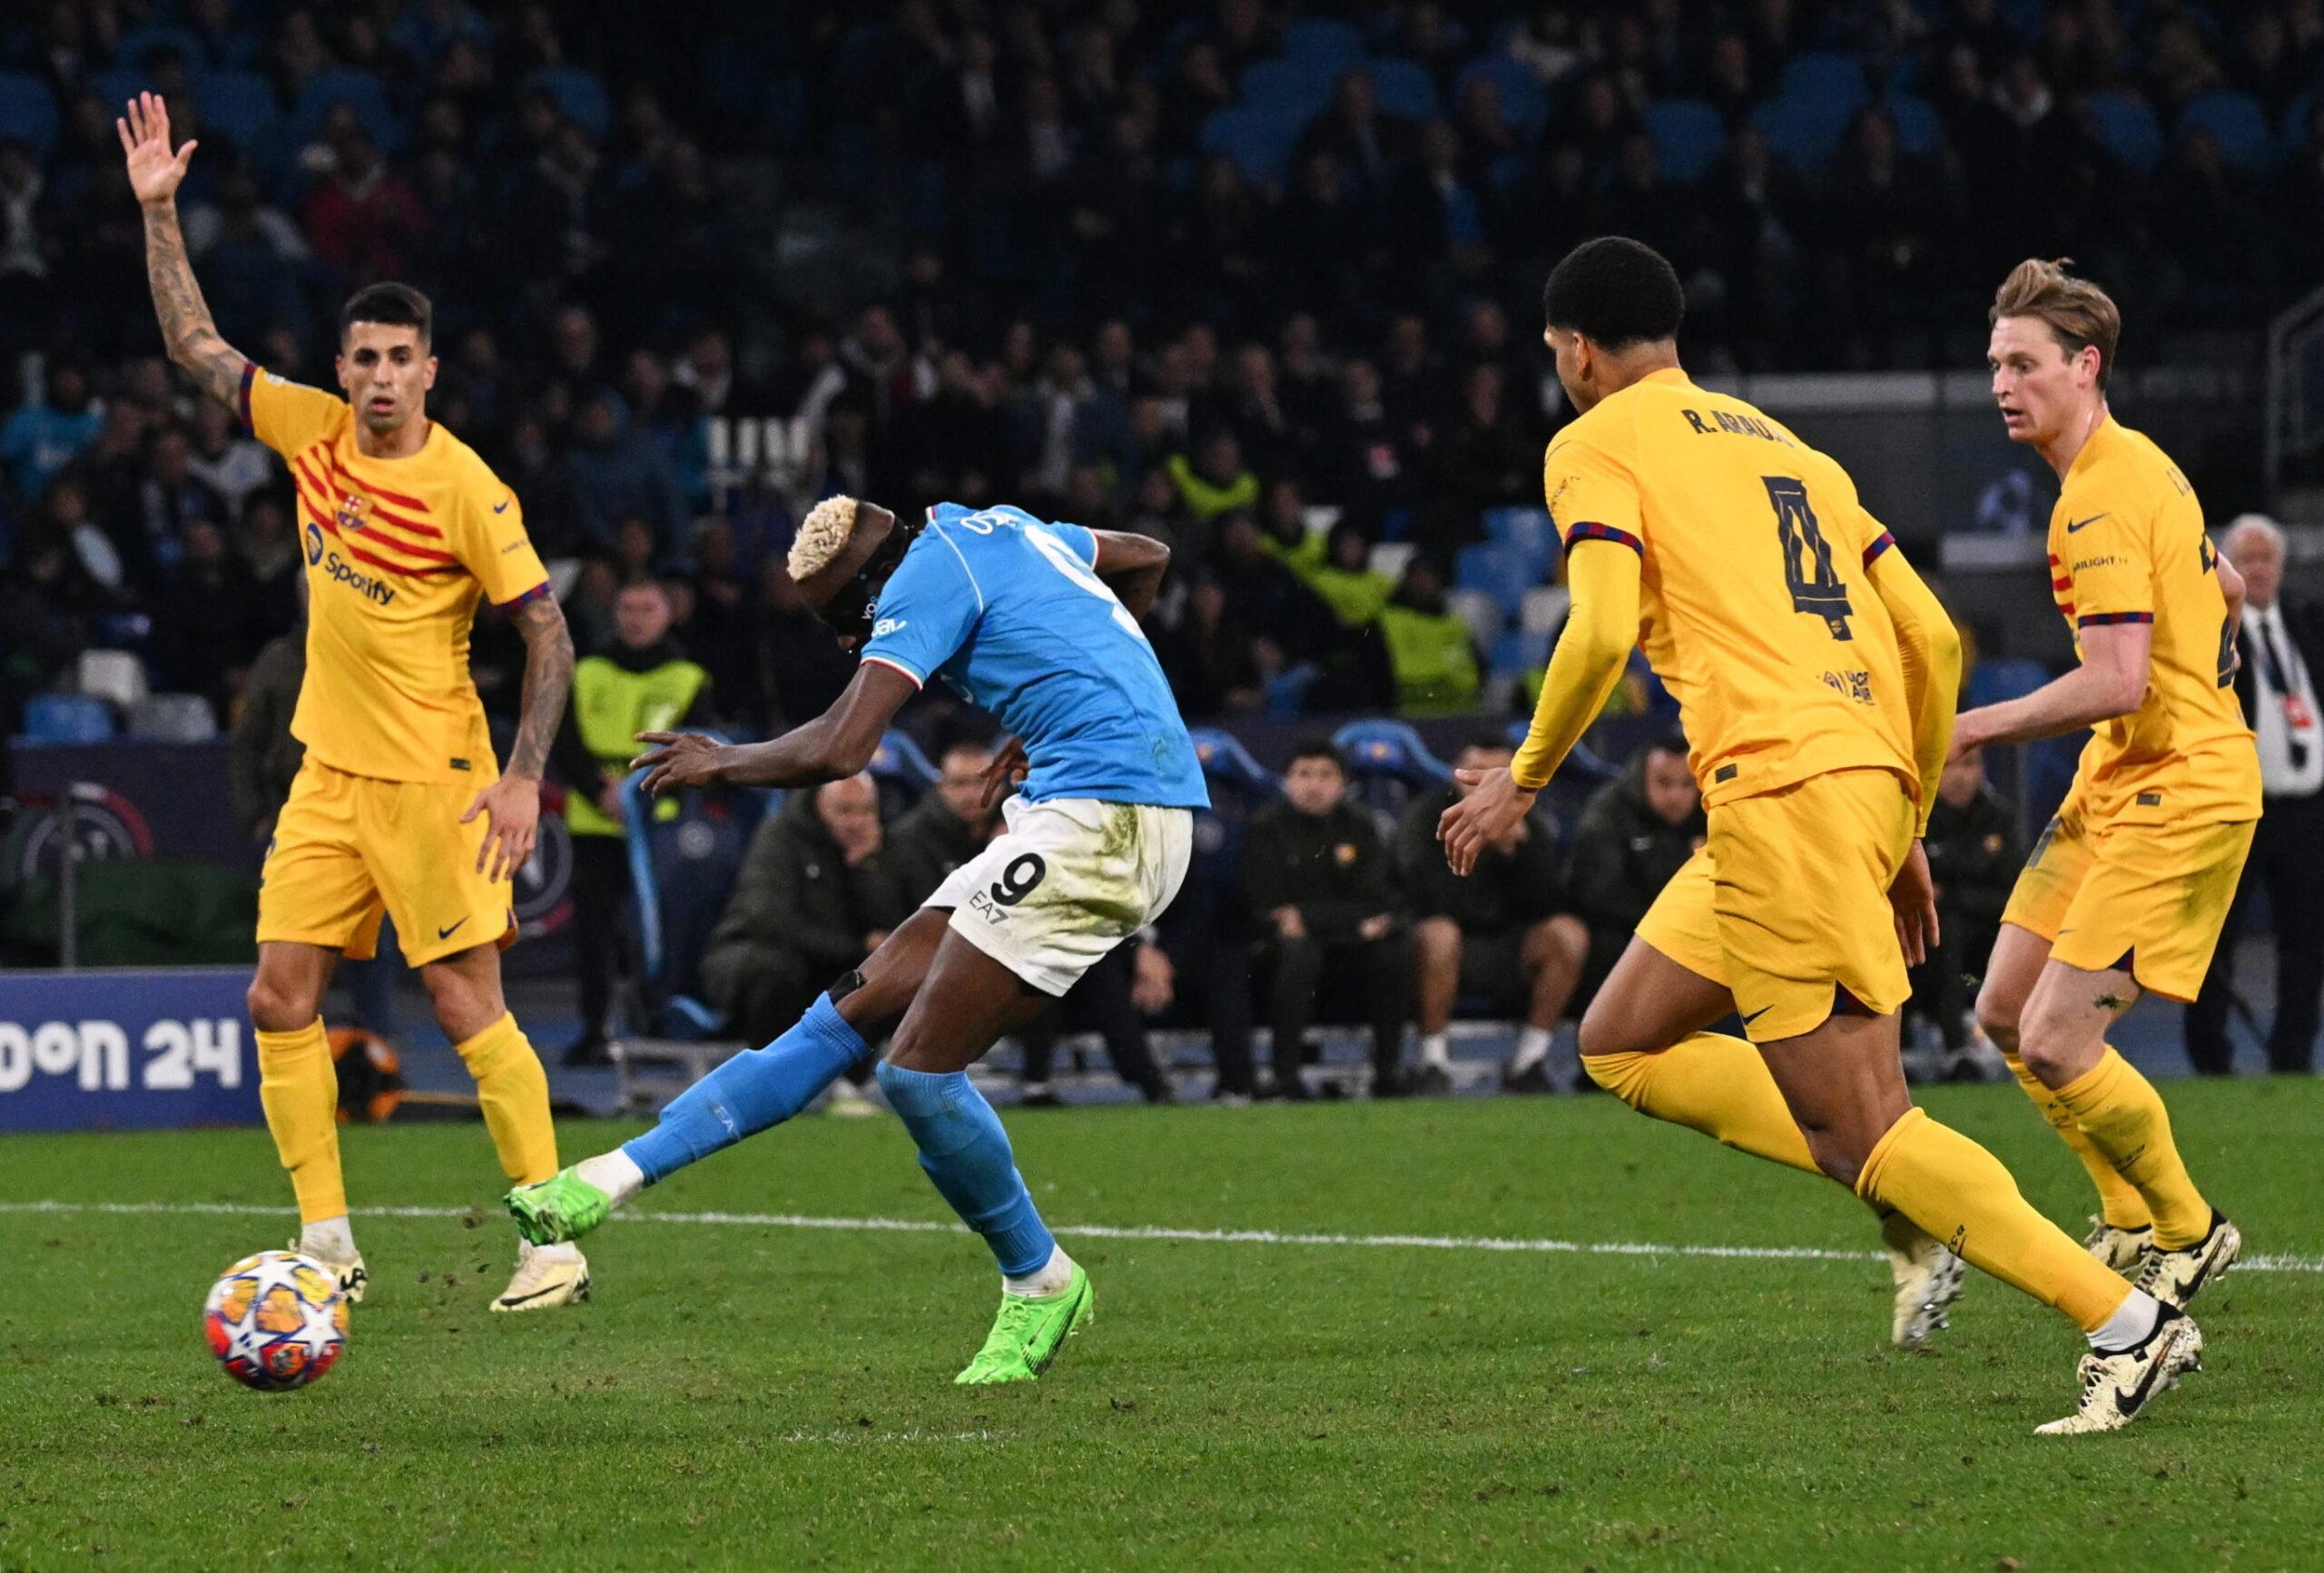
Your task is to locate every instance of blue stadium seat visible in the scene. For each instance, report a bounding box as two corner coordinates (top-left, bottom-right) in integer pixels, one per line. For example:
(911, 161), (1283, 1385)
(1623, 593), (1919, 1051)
(116, 24), (209, 69)
(1240, 56), (1341, 123)
(2178, 91), (2272, 171)
(0, 73), (60, 161)
(1500, 718), (1623, 785)
(1643, 97), (1727, 183)
(2084, 92), (2163, 173)
(290, 68), (399, 152)
(2282, 92), (2317, 161)
(196, 72), (282, 152)
(1188, 728), (1282, 801)
(868, 728), (940, 790)
(1452, 54), (1548, 142)
(1490, 627), (1550, 678)
(1482, 506), (1556, 580)
(1778, 53), (1869, 116)
(1281, 18), (1365, 64)
(621, 752), (780, 1040)
(1750, 93), (1851, 174)
(88, 68), (155, 113)
(1334, 719), (1452, 804)
(1884, 93), (1944, 158)
(17, 694), (116, 744)
(1199, 105), (1302, 187)
(1454, 541), (1532, 618)
(528, 65), (612, 143)
(1963, 656), (2047, 711)
(1365, 58), (1442, 121)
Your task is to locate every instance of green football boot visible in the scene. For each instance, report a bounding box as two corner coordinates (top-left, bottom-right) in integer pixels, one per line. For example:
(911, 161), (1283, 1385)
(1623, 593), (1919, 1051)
(954, 1264), (1095, 1384)
(504, 1168), (613, 1246)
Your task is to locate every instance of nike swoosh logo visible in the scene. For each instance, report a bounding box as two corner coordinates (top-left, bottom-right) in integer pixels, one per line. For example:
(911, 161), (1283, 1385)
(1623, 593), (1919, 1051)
(495, 1282), (573, 1307)
(437, 917), (470, 939)
(494, 497), (512, 513)
(2110, 1322), (2180, 1417)
(2065, 512), (2109, 534)
(1740, 1006), (1772, 1027)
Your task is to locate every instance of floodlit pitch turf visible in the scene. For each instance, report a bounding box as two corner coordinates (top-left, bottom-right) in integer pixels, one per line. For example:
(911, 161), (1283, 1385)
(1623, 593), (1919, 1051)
(4, 1079), (2319, 1570)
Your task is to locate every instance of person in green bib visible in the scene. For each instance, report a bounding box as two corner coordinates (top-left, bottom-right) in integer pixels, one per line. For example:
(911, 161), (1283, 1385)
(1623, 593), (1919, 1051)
(1378, 553), (1482, 716)
(555, 578), (714, 1064)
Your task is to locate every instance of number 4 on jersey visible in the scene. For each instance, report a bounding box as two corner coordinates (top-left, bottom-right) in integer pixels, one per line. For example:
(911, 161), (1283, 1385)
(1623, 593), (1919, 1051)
(1765, 476), (1854, 642)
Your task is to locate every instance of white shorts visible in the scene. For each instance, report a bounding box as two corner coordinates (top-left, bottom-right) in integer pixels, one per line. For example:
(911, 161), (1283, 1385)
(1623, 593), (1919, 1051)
(927, 796), (1193, 997)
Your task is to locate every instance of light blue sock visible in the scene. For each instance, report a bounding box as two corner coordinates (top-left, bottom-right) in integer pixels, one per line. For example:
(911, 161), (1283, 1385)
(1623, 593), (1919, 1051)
(622, 994), (870, 1184)
(874, 1062), (1057, 1278)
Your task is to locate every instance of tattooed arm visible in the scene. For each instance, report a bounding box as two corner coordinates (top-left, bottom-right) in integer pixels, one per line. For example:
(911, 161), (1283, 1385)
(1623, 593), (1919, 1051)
(459, 594), (576, 883)
(119, 92), (244, 407)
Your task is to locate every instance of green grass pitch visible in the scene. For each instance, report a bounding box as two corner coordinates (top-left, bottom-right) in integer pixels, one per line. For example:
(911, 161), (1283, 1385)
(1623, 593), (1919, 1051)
(4, 1077), (2319, 1570)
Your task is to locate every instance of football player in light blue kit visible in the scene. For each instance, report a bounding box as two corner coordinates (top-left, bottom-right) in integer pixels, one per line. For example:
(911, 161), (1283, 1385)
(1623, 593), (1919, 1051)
(505, 496), (1207, 1382)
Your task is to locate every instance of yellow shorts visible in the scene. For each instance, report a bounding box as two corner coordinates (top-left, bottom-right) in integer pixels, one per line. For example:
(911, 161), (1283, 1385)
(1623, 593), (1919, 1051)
(1706, 767), (1915, 1042)
(257, 758), (517, 968)
(1635, 845), (1727, 987)
(1999, 804), (2254, 1003)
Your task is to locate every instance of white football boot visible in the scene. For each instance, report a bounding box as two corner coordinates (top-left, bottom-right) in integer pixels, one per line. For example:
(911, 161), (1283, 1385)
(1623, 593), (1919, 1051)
(490, 1238), (592, 1312)
(1881, 1213), (1967, 1349)
(2082, 1215), (2153, 1277)
(2133, 1209), (2241, 1309)
(289, 1236), (368, 1305)
(2036, 1306), (2202, 1436)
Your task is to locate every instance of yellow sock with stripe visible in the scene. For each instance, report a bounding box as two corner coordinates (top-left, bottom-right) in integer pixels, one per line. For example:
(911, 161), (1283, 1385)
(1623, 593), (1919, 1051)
(2005, 1052), (2152, 1231)
(1855, 1107), (2131, 1332)
(254, 1019), (345, 1224)
(455, 1013), (558, 1185)
(2053, 1047), (2211, 1249)
(1583, 1036), (1818, 1176)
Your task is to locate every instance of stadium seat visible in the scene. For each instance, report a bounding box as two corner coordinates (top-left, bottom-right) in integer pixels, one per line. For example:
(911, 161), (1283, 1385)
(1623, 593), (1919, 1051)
(126, 693), (219, 742)
(527, 65), (613, 143)
(1519, 585), (1571, 634)
(2084, 92), (2163, 173)
(1962, 656), (2048, 711)
(1884, 93), (1944, 158)
(1482, 506), (1556, 577)
(1365, 58), (1442, 121)
(89, 68), (156, 112)
(1644, 98), (1728, 183)
(1777, 53), (1869, 117)
(75, 649), (149, 713)
(1281, 18), (1365, 64)
(195, 72), (283, 152)
(0, 73), (60, 162)
(17, 694), (116, 744)
(1334, 719), (1452, 801)
(1368, 541), (1416, 583)
(1490, 627), (1550, 679)
(1240, 57), (1342, 123)
(2178, 91), (2272, 172)
(621, 751), (779, 1040)
(1453, 541), (1532, 618)
(1187, 728), (1282, 801)
(290, 68), (399, 152)
(1453, 54), (1548, 142)
(117, 24), (209, 69)
(869, 728), (939, 789)
(1750, 93), (1850, 173)
(1199, 105), (1302, 188)
(1445, 587), (1502, 649)
(2282, 92), (2316, 162)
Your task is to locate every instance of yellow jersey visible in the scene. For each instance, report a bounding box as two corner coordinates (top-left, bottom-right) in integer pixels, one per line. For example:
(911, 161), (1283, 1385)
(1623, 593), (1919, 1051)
(1544, 367), (1918, 811)
(243, 363), (548, 784)
(2044, 416), (2260, 827)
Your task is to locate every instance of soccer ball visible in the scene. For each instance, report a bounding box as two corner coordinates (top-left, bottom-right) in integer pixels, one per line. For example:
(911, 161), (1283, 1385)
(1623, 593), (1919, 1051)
(202, 1250), (349, 1391)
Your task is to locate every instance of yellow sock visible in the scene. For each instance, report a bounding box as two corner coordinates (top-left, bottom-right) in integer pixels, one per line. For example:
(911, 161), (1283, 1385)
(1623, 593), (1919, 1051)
(2053, 1047), (2211, 1249)
(1584, 1035), (1818, 1176)
(454, 1013), (558, 1185)
(255, 1020), (345, 1224)
(1856, 1107), (2131, 1332)
(2005, 1052), (2151, 1230)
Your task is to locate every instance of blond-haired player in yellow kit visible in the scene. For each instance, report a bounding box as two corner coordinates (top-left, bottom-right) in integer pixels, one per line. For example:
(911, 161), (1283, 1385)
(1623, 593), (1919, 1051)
(1956, 259), (2255, 1308)
(1443, 238), (2195, 1434)
(123, 93), (588, 1312)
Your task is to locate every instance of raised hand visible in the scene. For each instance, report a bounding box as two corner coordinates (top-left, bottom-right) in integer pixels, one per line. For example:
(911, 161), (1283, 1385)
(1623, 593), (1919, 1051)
(118, 91), (196, 208)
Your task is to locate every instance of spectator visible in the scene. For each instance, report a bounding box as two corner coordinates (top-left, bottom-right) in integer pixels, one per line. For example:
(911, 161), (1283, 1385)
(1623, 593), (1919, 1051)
(565, 392), (683, 549)
(1377, 555), (1482, 716)
(2191, 515), (2324, 1074)
(1566, 735), (1706, 1007)
(885, 740), (999, 908)
(2, 358), (102, 500)
(1401, 734), (1591, 1095)
(1907, 744), (2019, 1078)
(1302, 518), (1395, 629)
(1240, 740), (1407, 1097)
(151, 516), (264, 717)
(702, 773), (909, 1111)
(1016, 939), (1177, 1106)
(302, 123), (428, 287)
(186, 399), (272, 520)
(554, 580), (714, 1066)
(227, 584), (306, 847)
(1166, 428), (1258, 524)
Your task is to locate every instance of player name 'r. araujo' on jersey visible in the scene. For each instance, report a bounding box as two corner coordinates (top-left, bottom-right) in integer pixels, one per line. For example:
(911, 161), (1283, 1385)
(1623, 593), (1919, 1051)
(860, 502), (1209, 811)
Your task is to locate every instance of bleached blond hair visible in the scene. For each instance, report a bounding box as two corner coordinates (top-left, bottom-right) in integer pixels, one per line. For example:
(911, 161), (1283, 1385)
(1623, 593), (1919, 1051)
(788, 495), (860, 581)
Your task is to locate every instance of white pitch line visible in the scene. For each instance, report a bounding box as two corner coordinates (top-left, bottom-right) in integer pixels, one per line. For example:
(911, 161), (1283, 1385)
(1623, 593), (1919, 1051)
(4, 1198), (2319, 1274)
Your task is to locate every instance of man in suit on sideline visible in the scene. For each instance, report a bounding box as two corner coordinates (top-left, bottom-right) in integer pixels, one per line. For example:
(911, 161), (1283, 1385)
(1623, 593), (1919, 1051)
(2189, 515), (2324, 1074)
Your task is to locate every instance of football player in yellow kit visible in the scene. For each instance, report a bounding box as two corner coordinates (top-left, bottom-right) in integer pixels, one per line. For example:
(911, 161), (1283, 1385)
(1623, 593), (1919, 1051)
(124, 93), (587, 1312)
(1958, 259), (2255, 1307)
(1442, 239), (2197, 1433)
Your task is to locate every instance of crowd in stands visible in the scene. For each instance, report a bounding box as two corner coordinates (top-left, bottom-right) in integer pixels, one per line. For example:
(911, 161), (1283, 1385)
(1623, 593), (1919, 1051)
(9, 2), (2324, 752)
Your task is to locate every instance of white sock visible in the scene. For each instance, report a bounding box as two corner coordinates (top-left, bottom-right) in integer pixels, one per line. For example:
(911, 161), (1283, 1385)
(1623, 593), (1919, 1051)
(1418, 1033), (1452, 1070)
(2089, 1289), (2163, 1353)
(1509, 1026), (1554, 1074)
(1003, 1244), (1076, 1298)
(300, 1216), (358, 1263)
(574, 1148), (646, 1208)
(521, 1239), (583, 1266)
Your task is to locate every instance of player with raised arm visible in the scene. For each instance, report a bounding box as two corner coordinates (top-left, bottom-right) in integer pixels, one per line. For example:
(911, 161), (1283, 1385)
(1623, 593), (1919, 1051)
(1957, 260), (2255, 1305)
(123, 93), (588, 1312)
(505, 496), (1205, 1384)
(1440, 239), (2193, 1434)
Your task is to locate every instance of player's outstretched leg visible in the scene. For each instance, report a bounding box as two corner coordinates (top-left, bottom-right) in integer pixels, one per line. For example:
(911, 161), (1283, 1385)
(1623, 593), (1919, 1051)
(249, 943), (367, 1302)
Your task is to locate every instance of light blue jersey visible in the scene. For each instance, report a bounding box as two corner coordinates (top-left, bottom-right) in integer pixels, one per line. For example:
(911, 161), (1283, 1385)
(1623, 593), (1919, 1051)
(861, 503), (1209, 810)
